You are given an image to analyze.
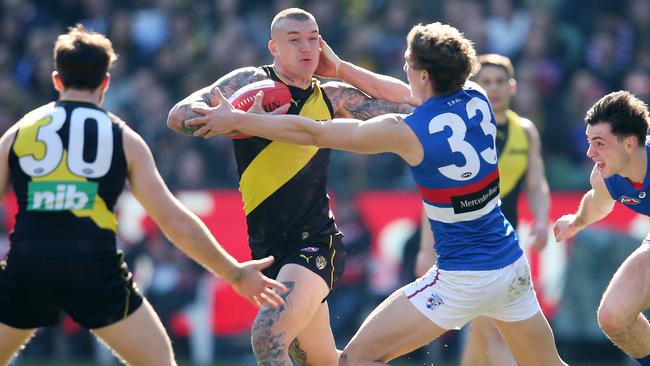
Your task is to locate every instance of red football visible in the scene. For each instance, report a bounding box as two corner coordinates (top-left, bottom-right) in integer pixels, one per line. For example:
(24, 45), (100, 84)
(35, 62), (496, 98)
(227, 80), (292, 139)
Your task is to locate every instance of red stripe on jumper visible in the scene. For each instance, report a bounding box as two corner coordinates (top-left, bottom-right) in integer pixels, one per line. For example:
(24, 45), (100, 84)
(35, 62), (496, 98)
(417, 169), (500, 204)
(407, 269), (440, 299)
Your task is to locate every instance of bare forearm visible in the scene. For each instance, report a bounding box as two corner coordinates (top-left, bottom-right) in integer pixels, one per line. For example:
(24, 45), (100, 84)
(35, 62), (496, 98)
(573, 190), (612, 230)
(338, 61), (412, 104)
(162, 209), (241, 282)
(528, 183), (550, 228)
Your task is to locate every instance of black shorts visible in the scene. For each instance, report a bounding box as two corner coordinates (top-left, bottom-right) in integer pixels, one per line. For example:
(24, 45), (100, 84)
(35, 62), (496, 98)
(0, 249), (143, 329)
(262, 233), (346, 296)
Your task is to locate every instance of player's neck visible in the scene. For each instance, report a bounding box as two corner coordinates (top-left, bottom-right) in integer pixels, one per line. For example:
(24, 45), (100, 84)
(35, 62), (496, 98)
(273, 64), (311, 89)
(494, 109), (507, 125)
(59, 89), (102, 106)
(623, 147), (648, 183)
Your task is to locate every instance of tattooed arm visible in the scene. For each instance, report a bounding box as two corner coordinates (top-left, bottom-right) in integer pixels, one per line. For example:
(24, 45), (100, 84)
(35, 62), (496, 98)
(166, 66), (268, 136)
(321, 82), (414, 120)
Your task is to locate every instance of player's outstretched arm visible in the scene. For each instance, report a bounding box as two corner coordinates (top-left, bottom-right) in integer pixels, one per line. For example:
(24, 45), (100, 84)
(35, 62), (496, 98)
(522, 119), (550, 251)
(553, 165), (615, 242)
(123, 125), (286, 308)
(166, 67), (267, 136)
(315, 37), (418, 105)
(187, 89), (423, 165)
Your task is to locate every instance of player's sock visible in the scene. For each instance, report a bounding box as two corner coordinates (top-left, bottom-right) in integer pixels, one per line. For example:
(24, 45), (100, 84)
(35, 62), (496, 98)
(635, 354), (650, 366)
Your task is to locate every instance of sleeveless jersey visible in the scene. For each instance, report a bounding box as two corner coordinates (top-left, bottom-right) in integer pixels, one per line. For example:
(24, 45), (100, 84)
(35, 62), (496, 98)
(8, 100), (127, 253)
(404, 82), (522, 270)
(603, 140), (650, 216)
(495, 110), (530, 229)
(232, 66), (338, 259)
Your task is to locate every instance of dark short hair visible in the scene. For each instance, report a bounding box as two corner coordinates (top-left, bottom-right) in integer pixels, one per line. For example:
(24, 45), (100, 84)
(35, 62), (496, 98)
(476, 53), (515, 79)
(53, 24), (117, 90)
(585, 90), (650, 145)
(406, 22), (478, 95)
(270, 8), (317, 37)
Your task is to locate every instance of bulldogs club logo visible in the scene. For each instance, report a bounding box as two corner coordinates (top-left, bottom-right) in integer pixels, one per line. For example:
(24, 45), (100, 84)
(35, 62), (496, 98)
(426, 294), (444, 310)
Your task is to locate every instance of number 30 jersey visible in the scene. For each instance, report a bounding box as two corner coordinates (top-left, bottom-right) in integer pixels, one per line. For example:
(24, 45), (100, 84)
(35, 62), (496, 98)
(8, 101), (127, 251)
(404, 82), (521, 271)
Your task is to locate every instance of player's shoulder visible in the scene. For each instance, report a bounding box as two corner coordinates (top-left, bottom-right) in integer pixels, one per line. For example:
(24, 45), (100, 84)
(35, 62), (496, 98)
(463, 80), (488, 98)
(221, 66), (269, 84)
(106, 111), (128, 128)
(16, 102), (56, 126)
(218, 66), (270, 98)
(121, 122), (153, 163)
(515, 115), (541, 140)
(518, 116), (535, 130)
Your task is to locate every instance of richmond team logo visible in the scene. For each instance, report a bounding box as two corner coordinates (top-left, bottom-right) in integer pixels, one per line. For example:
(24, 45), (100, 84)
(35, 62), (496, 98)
(620, 196), (641, 205)
(316, 255), (327, 270)
(426, 294), (444, 310)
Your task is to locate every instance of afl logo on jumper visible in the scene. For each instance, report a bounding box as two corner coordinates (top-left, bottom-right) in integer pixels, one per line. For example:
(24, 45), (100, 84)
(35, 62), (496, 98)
(621, 196), (641, 205)
(640, 192), (646, 199)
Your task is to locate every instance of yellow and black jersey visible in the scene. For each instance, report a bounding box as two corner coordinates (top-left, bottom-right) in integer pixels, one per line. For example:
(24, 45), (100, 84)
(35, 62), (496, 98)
(495, 109), (530, 229)
(8, 100), (127, 253)
(232, 65), (339, 259)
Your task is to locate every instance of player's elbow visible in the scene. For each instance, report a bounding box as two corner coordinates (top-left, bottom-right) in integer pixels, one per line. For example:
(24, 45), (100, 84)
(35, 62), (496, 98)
(310, 133), (329, 148)
(307, 123), (332, 147)
(166, 105), (183, 130)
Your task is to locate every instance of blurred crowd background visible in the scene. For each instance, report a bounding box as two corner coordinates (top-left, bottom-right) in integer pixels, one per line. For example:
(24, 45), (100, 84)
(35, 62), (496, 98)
(1, 0), (649, 365)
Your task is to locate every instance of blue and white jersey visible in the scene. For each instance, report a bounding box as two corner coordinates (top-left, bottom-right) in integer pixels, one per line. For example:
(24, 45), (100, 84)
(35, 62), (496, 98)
(404, 82), (522, 270)
(603, 140), (650, 216)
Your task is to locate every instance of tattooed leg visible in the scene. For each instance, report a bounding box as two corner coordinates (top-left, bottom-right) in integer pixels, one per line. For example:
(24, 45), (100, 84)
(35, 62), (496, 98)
(289, 338), (308, 366)
(251, 281), (295, 366)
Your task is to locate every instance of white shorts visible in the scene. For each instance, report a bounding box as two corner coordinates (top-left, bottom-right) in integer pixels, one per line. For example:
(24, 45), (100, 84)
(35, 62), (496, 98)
(403, 255), (540, 330)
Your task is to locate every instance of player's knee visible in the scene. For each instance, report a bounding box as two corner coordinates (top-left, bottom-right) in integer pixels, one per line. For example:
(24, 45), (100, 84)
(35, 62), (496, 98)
(597, 302), (630, 336)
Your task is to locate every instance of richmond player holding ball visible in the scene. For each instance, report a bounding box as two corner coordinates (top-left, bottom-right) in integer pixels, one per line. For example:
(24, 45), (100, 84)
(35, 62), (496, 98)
(167, 7), (413, 366)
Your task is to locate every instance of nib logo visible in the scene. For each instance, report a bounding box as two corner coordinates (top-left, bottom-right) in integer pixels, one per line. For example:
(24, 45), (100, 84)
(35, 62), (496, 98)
(28, 181), (98, 211)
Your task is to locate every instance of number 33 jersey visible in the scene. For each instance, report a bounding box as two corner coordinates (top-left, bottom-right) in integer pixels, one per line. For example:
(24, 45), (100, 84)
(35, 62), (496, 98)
(8, 101), (126, 249)
(404, 82), (522, 271)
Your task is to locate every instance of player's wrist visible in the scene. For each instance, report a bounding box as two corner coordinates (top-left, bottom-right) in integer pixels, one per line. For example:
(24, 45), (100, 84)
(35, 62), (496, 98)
(223, 263), (244, 284)
(534, 220), (549, 231)
(337, 60), (348, 80)
(570, 215), (587, 232)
